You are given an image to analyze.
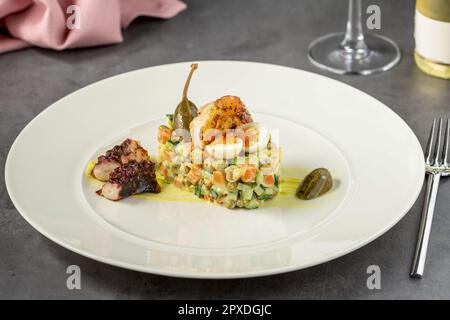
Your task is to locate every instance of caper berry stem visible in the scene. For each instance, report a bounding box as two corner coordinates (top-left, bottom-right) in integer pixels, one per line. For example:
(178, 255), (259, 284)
(182, 63), (198, 100)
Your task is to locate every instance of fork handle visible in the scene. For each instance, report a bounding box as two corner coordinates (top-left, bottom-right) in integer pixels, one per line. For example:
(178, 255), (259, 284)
(410, 172), (441, 278)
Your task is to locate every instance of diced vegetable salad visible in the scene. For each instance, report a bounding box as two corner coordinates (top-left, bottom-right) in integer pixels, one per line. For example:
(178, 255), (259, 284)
(157, 115), (281, 209)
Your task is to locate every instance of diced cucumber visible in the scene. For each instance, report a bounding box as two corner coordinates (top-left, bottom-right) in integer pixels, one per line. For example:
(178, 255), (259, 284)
(245, 199), (260, 209)
(256, 172), (264, 186)
(254, 185), (265, 196)
(227, 192), (238, 201)
(271, 186), (279, 195)
(258, 186), (279, 200)
(265, 187), (274, 196)
(211, 185), (225, 197)
(237, 183), (251, 191)
(194, 184), (202, 197)
(210, 189), (219, 200)
(258, 194), (273, 200)
(201, 184), (208, 196)
(241, 188), (254, 201)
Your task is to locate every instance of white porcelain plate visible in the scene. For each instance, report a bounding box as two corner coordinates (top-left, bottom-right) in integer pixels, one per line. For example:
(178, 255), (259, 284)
(5, 61), (424, 278)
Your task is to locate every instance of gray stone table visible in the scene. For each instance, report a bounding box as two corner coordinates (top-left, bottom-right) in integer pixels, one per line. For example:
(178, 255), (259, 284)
(1, 0), (450, 299)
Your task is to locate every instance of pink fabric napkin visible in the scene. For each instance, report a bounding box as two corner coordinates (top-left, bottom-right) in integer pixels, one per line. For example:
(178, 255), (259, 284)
(0, 0), (186, 53)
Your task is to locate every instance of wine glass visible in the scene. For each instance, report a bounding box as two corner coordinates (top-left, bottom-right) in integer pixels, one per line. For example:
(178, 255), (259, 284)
(308, 0), (401, 75)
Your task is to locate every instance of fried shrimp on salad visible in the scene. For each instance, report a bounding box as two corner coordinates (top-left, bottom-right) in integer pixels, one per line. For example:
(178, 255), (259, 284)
(190, 95), (253, 145)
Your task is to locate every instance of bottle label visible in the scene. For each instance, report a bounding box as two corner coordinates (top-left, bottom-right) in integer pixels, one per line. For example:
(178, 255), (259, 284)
(415, 9), (450, 64)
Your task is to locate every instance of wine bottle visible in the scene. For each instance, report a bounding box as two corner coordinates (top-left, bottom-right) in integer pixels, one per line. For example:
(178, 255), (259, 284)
(415, 0), (450, 79)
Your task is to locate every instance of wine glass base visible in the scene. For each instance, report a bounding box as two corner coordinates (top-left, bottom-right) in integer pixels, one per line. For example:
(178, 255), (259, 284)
(308, 32), (401, 75)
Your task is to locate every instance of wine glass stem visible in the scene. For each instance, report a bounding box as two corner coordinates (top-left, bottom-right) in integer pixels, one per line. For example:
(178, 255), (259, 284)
(340, 0), (369, 59)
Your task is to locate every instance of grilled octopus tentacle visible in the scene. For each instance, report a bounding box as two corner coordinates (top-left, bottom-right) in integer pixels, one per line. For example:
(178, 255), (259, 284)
(92, 139), (149, 181)
(97, 160), (160, 201)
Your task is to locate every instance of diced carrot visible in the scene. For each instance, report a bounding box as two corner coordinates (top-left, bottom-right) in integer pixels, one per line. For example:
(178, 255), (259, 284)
(213, 171), (225, 185)
(262, 174), (275, 187)
(173, 176), (184, 188)
(157, 126), (171, 144)
(191, 164), (203, 176)
(159, 163), (169, 177)
(241, 165), (257, 183)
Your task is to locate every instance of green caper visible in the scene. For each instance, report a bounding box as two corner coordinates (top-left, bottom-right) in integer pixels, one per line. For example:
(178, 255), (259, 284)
(173, 63), (198, 130)
(296, 168), (333, 200)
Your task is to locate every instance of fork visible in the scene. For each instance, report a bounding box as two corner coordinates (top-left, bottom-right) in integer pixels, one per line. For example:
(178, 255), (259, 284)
(410, 118), (450, 279)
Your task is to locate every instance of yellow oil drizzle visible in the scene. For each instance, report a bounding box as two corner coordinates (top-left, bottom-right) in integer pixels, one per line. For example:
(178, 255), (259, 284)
(84, 161), (319, 208)
(85, 160), (97, 178)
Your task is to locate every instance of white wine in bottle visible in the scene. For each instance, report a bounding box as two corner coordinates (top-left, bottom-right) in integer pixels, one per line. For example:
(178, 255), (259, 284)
(415, 0), (450, 79)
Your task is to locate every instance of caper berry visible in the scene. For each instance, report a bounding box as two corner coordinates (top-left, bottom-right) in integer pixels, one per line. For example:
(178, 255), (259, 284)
(173, 64), (198, 130)
(296, 168), (333, 200)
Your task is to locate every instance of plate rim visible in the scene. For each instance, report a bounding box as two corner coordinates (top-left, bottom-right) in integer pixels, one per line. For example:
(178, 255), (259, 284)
(5, 60), (425, 278)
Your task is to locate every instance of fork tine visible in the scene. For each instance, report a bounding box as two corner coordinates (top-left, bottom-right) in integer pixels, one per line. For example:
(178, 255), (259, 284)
(442, 119), (450, 166)
(433, 118), (443, 166)
(425, 119), (437, 165)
